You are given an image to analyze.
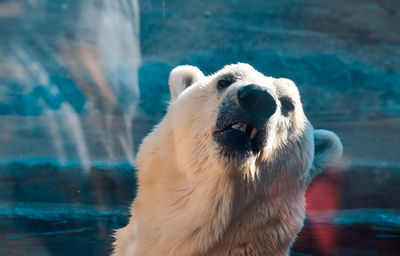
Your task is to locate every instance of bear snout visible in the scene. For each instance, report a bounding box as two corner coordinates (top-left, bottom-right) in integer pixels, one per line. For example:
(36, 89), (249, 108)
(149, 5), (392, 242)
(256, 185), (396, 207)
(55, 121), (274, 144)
(237, 84), (277, 121)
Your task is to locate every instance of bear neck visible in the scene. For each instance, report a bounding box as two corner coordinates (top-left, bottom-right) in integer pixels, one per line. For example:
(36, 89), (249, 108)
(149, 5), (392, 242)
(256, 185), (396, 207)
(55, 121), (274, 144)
(203, 166), (307, 256)
(134, 116), (307, 256)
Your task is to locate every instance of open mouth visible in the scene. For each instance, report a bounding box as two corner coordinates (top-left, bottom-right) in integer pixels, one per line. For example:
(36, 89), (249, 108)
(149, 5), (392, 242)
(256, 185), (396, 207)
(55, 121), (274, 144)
(230, 122), (258, 140)
(213, 121), (261, 156)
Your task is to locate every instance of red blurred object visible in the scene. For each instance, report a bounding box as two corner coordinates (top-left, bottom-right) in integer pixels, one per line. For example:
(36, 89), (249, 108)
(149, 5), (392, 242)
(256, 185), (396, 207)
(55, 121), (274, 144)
(306, 169), (345, 255)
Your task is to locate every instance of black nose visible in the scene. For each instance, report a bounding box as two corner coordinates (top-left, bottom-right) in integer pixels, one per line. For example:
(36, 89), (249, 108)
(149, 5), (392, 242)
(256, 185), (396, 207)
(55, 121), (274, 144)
(237, 84), (277, 119)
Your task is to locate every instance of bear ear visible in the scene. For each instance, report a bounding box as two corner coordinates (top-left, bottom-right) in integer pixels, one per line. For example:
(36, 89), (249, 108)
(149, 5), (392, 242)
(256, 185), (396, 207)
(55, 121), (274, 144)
(168, 65), (205, 101)
(310, 129), (343, 178)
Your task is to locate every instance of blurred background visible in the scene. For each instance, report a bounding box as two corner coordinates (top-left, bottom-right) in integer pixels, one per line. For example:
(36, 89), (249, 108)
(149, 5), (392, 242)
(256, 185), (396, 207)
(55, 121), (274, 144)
(0, 0), (399, 255)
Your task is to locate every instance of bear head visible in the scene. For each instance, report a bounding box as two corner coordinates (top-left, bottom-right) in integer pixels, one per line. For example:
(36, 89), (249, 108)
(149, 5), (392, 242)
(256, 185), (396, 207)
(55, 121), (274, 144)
(120, 63), (344, 256)
(167, 63), (342, 183)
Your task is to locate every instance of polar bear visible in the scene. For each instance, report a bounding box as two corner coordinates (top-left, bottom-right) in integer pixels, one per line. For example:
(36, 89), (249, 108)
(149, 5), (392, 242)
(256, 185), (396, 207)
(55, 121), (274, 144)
(113, 63), (342, 256)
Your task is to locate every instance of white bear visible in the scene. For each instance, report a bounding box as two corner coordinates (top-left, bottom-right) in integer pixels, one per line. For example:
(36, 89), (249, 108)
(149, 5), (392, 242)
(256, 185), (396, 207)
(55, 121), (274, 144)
(113, 63), (342, 256)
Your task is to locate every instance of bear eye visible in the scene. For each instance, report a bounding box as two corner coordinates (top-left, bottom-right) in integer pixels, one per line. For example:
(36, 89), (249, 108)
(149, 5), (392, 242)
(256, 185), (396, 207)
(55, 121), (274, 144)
(217, 75), (235, 90)
(279, 96), (295, 116)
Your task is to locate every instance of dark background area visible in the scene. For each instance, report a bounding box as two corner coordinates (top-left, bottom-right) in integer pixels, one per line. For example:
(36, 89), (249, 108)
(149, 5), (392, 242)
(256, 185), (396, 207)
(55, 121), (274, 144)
(0, 0), (399, 255)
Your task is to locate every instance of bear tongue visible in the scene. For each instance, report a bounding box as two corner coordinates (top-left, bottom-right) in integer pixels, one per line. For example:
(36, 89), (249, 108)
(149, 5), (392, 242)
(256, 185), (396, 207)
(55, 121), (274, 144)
(231, 122), (247, 132)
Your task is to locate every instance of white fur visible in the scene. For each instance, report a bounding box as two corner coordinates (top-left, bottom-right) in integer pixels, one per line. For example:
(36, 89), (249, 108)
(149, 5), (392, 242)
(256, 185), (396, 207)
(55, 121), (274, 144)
(113, 63), (342, 256)
(314, 129), (343, 168)
(168, 65), (205, 101)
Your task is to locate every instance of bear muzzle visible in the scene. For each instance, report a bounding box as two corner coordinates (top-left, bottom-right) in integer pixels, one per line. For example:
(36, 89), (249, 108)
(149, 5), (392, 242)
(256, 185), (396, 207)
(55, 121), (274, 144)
(213, 84), (277, 157)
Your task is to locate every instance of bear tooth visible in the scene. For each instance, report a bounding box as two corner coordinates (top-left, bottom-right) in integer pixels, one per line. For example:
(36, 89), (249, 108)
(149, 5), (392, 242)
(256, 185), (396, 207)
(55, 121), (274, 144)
(249, 127), (258, 140)
(241, 123), (247, 132)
